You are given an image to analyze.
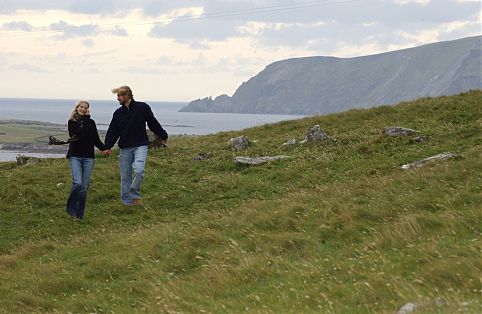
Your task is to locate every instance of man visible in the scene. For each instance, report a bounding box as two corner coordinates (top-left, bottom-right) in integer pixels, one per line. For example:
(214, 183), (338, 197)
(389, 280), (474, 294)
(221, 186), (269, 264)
(104, 85), (168, 206)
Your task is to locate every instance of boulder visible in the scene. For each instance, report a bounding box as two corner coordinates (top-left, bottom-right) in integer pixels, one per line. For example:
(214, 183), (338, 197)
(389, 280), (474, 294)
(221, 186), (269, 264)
(16, 155), (41, 166)
(147, 130), (167, 148)
(229, 135), (249, 151)
(301, 125), (329, 143)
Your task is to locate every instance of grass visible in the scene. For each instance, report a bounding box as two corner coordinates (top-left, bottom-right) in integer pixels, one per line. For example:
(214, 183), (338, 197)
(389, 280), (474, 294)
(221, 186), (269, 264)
(0, 123), (67, 143)
(0, 90), (481, 313)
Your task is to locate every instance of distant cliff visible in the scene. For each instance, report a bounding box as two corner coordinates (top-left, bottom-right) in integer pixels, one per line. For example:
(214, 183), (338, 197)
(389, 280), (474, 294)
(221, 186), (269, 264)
(180, 36), (482, 115)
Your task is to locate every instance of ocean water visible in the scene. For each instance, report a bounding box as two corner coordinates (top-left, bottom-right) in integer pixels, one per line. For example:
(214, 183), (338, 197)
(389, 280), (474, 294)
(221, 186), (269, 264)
(0, 97), (307, 161)
(0, 98), (306, 134)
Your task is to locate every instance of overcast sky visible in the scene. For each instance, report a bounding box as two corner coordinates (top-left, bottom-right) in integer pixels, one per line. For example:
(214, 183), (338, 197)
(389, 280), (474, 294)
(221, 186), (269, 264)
(0, 0), (480, 101)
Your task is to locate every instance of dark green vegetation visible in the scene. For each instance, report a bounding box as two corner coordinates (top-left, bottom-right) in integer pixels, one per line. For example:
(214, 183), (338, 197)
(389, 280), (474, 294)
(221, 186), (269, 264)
(0, 91), (480, 313)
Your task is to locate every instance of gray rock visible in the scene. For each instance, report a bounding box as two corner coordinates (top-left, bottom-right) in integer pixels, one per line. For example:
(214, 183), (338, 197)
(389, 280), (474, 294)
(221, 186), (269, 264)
(384, 126), (419, 137)
(282, 138), (297, 146)
(300, 125), (329, 143)
(401, 152), (458, 170)
(147, 130), (167, 148)
(434, 298), (448, 306)
(397, 303), (417, 314)
(16, 155), (41, 166)
(234, 155), (290, 165)
(410, 135), (430, 143)
(229, 136), (250, 151)
(192, 153), (213, 160)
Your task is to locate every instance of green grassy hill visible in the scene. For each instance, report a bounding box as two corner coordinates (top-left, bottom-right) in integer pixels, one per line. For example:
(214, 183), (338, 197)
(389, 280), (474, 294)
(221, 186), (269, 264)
(0, 91), (480, 313)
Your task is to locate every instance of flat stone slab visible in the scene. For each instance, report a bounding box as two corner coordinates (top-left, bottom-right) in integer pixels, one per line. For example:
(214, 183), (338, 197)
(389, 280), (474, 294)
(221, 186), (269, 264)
(282, 138), (297, 146)
(384, 126), (419, 137)
(234, 155), (290, 165)
(401, 152), (458, 170)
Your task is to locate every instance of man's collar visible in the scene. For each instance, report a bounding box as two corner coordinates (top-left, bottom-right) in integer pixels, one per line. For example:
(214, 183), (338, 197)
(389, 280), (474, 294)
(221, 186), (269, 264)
(124, 98), (134, 108)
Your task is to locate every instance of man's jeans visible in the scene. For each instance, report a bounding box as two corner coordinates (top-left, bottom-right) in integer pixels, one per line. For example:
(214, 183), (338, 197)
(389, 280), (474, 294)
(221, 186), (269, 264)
(119, 145), (148, 205)
(67, 157), (95, 219)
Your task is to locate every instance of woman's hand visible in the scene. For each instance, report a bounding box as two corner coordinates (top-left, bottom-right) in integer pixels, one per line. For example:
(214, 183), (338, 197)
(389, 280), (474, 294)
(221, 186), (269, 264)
(102, 149), (112, 156)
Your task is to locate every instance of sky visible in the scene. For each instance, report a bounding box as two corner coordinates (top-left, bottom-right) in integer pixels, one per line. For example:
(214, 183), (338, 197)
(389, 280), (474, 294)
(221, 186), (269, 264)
(0, 0), (480, 102)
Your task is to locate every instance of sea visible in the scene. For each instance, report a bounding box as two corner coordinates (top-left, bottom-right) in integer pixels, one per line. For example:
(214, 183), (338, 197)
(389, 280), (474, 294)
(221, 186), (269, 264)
(0, 98), (307, 162)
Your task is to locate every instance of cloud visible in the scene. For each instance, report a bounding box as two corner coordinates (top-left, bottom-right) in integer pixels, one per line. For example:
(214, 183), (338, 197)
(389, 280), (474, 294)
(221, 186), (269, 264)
(2, 1), (478, 47)
(394, 0), (431, 5)
(9, 63), (50, 73)
(123, 66), (164, 75)
(0, 0), (198, 15)
(81, 38), (95, 47)
(0, 0), (479, 101)
(149, 17), (240, 45)
(111, 26), (128, 36)
(156, 55), (173, 65)
(49, 20), (100, 39)
(1, 21), (33, 31)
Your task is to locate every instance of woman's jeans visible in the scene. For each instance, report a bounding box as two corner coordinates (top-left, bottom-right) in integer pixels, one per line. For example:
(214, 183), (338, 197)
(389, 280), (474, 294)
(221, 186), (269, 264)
(67, 157), (95, 219)
(119, 145), (148, 205)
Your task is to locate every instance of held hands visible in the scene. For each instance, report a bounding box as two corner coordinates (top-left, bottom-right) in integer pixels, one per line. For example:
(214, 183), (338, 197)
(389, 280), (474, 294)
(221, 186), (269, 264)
(102, 149), (112, 156)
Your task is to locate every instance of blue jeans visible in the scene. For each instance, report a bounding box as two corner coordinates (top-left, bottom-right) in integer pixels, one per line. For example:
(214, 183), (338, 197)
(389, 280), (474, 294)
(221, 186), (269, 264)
(67, 157), (95, 219)
(119, 145), (148, 205)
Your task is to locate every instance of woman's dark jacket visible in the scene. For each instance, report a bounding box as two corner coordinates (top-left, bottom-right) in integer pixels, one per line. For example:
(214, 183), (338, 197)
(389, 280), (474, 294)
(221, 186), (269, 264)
(67, 115), (106, 158)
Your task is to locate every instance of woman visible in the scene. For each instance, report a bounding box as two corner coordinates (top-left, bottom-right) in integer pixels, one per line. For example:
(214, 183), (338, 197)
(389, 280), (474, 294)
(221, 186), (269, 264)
(66, 100), (109, 219)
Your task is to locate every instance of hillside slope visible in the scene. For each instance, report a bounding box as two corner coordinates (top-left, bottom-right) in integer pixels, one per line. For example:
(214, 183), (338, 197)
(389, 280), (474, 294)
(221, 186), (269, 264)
(181, 36), (482, 114)
(0, 91), (481, 313)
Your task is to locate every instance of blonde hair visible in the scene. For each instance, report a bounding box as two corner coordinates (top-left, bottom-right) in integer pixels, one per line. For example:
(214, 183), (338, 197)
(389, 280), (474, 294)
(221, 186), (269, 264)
(70, 100), (90, 121)
(112, 85), (133, 100)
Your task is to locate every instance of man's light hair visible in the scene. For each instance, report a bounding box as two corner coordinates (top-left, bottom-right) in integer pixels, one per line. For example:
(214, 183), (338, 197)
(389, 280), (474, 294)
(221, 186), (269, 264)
(112, 85), (133, 100)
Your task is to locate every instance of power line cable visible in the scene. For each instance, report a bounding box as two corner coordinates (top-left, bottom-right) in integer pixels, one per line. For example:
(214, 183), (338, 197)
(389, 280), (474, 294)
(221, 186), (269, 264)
(0, 0), (360, 38)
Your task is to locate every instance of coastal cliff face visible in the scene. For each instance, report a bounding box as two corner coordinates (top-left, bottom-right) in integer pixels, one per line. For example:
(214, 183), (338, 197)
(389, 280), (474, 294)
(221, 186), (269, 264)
(180, 36), (482, 115)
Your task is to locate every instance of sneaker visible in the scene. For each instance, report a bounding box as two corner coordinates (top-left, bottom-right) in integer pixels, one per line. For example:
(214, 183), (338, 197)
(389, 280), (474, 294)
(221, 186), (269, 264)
(132, 198), (142, 206)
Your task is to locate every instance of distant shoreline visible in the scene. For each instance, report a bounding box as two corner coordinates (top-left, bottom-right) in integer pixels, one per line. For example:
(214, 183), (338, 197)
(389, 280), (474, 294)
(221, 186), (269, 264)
(0, 119), (70, 162)
(0, 119), (191, 163)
